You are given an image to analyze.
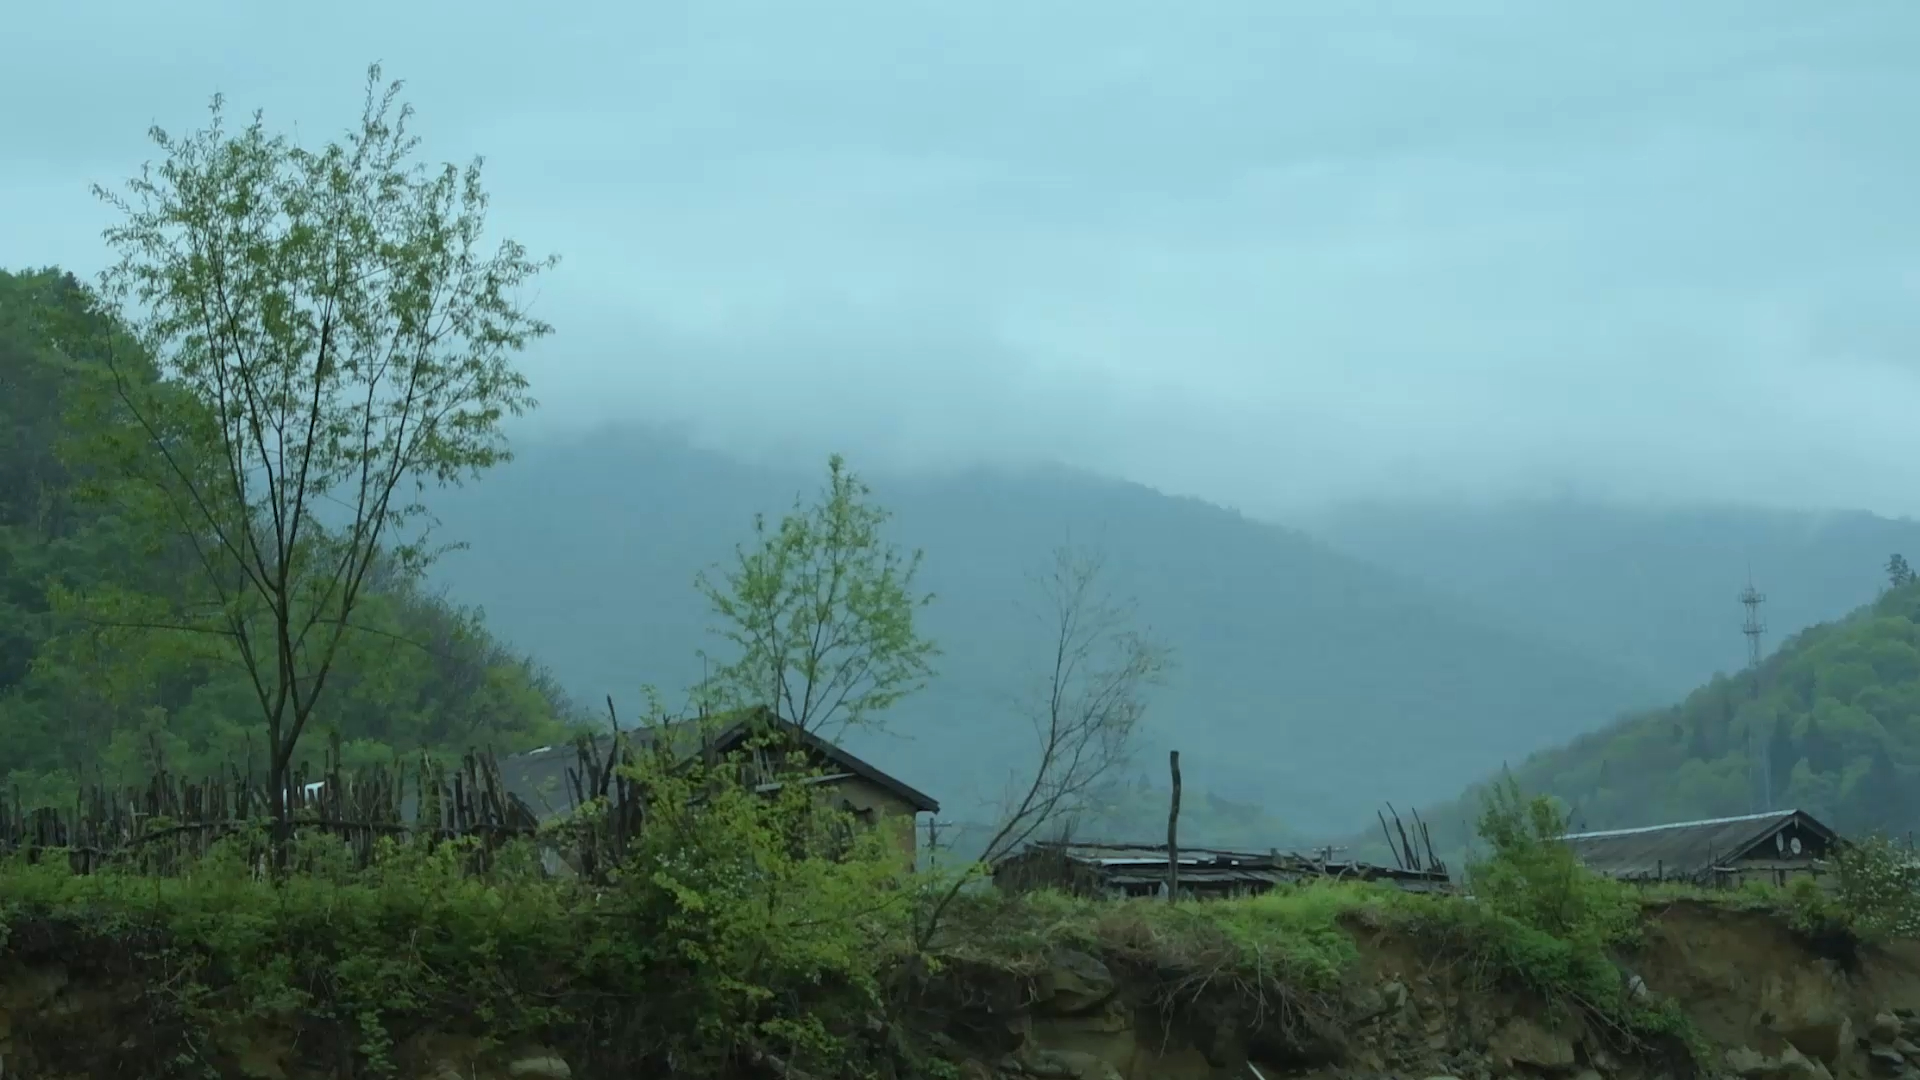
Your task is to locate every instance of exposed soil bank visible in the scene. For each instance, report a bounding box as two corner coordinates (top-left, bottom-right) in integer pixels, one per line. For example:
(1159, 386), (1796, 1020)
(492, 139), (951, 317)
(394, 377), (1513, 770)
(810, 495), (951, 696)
(4, 900), (1920, 1079)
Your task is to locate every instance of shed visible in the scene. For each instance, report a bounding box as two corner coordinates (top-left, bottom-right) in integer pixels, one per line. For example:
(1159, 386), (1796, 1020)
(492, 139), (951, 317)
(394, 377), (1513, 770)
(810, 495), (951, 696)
(1558, 809), (1841, 886)
(991, 841), (1454, 901)
(496, 707), (941, 863)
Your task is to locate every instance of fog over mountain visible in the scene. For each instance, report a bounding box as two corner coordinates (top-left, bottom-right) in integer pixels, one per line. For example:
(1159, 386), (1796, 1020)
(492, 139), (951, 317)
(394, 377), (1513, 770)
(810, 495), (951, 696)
(8, 3), (1920, 520)
(8, 3), (1920, 845)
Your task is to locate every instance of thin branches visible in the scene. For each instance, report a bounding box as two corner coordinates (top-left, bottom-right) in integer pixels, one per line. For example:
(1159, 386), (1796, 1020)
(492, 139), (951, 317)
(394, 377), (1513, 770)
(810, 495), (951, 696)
(73, 63), (555, 856)
(914, 544), (1171, 948)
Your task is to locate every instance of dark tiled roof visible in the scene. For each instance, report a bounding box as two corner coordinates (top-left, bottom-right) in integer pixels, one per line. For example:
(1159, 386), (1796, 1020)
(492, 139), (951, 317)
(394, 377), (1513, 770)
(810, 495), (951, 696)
(1558, 809), (1838, 879)
(494, 708), (941, 823)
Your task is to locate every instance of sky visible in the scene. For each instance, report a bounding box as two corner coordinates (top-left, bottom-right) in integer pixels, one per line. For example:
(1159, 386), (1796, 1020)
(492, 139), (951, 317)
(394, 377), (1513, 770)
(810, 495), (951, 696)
(7, 2), (1920, 518)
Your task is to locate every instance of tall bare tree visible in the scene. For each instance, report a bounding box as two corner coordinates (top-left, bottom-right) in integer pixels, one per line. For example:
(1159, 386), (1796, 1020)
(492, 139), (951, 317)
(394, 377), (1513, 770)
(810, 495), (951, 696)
(915, 544), (1170, 946)
(71, 65), (554, 843)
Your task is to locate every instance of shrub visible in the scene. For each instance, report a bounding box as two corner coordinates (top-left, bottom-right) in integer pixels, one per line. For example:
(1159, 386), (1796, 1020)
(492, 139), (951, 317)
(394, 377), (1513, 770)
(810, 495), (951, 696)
(1467, 773), (1637, 950)
(0, 723), (916, 1078)
(1821, 834), (1920, 942)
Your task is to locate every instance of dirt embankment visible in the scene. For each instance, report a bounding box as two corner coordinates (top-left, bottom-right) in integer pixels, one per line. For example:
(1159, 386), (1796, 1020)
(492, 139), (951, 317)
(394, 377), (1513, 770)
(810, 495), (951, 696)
(919, 901), (1920, 1080)
(6, 900), (1920, 1079)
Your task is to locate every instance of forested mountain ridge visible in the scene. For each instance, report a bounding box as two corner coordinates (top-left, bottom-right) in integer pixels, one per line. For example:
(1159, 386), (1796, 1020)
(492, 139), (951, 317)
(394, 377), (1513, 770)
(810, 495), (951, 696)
(425, 425), (1664, 837)
(1420, 575), (1920, 854)
(0, 266), (584, 802)
(1303, 499), (1920, 700)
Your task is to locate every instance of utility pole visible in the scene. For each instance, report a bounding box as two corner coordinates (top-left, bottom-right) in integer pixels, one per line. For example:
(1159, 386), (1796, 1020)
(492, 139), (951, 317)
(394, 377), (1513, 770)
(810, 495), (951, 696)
(923, 817), (948, 870)
(1741, 576), (1769, 811)
(1165, 750), (1182, 903)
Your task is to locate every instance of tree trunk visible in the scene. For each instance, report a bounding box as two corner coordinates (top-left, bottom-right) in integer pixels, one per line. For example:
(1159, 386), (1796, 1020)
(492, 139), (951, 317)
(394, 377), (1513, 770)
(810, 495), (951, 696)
(267, 742), (292, 875)
(1166, 750), (1181, 903)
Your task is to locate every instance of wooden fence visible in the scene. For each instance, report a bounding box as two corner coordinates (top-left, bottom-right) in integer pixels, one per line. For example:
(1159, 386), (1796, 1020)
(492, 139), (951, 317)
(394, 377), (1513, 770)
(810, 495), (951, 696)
(0, 734), (640, 879)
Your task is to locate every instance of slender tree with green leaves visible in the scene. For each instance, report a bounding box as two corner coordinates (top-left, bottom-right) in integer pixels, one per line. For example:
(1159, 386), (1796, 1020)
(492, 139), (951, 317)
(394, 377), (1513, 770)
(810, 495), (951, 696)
(70, 65), (555, 841)
(697, 454), (937, 739)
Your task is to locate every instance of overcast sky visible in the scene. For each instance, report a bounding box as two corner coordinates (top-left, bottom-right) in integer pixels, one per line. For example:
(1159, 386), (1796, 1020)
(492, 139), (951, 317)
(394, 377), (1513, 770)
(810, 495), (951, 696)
(7, 2), (1920, 517)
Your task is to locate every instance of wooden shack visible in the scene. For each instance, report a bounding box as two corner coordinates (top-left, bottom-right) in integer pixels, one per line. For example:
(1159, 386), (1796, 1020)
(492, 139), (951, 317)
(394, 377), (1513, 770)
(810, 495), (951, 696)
(496, 707), (940, 868)
(1558, 809), (1842, 887)
(991, 841), (1454, 901)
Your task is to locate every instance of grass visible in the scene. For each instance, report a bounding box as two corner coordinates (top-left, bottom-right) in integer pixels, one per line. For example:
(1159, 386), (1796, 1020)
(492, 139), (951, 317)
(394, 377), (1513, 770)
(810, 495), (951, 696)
(0, 833), (1830, 1078)
(929, 881), (1373, 987)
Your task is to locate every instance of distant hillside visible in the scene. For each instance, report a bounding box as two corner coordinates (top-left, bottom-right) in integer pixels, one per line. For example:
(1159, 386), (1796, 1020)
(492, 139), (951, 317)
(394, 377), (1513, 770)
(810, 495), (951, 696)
(427, 426), (1659, 837)
(1301, 499), (1920, 698)
(1414, 579), (1920, 860)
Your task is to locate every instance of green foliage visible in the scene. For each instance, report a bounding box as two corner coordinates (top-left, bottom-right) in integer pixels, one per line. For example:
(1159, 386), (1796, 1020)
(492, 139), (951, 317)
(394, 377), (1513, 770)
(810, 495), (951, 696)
(931, 881), (1366, 994)
(0, 73), (573, 806)
(1446, 775), (1693, 1051)
(1436, 577), (1920, 850)
(1468, 773), (1637, 948)
(601, 711), (914, 1073)
(0, 721), (914, 1077)
(0, 260), (576, 803)
(1788, 835), (1920, 943)
(697, 453), (937, 737)
(66, 63), (554, 810)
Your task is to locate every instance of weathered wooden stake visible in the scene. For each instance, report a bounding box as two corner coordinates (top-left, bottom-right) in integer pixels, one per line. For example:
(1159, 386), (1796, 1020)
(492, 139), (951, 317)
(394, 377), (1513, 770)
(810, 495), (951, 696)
(1166, 750), (1182, 903)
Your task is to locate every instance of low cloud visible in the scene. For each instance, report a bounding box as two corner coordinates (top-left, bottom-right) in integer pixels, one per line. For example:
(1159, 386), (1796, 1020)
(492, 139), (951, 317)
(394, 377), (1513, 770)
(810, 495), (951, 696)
(8, 1), (1920, 516)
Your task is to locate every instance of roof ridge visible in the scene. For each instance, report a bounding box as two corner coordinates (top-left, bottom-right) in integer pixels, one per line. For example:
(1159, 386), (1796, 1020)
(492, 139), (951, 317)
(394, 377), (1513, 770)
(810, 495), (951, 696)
(1559, 809), (1797, 842)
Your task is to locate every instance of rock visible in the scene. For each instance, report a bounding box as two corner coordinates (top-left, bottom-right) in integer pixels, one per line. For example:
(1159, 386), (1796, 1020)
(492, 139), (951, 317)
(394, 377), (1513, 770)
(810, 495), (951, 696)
(507, 1054), (572, 1079)
(1727, 1046), (1772, 1078)
(1874, 1015), (1906, 1046)
(1028, 1000), (1137, 1077)
(1348, 985), (1386, 1018)
(1870, 1046), (1909, 1076)
(1779, 1045), (1834, 1080)
(1017, 1048), (1122, 1080)
(1487, 1017), (1575, 1073)
(1778, 1016), (1854, 1068)
(1035, 951), (1116, 1015)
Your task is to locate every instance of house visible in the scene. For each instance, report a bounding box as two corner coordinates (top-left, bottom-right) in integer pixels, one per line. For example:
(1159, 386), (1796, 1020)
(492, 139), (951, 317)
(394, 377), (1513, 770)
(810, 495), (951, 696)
(1558, 809), (1843, 887)
(991, 841), (1454, 901)
(495, 707), (941, 864)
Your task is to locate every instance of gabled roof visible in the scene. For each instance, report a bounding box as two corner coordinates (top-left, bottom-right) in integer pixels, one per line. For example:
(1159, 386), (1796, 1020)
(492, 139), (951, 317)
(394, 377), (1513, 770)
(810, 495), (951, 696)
(496, 707), (940, 822)
(1558, 809), (1840, 879)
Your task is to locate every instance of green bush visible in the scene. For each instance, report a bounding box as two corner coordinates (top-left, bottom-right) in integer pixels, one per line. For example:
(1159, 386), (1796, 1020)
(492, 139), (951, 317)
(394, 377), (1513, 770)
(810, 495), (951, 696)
(0, 727), (914, 1078)
(1814, 835), (1920, 942)
(1467, 773), (1637, 950)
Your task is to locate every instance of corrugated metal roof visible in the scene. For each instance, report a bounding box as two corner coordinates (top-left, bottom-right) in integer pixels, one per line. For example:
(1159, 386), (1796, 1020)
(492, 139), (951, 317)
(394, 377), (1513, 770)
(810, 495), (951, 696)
(995, 840), (1451, 890)
(1557, 809), (1833, 879)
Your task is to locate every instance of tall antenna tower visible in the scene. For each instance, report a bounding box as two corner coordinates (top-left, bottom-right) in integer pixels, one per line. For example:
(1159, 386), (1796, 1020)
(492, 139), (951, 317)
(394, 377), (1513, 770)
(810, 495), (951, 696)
(1740, 576), (1770, 811)
(1740, 578), (1767, 674)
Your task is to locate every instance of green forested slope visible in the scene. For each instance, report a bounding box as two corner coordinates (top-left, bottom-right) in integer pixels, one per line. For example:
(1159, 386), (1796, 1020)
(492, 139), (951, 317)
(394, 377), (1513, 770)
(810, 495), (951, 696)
(1428, 578), (1920, 851)
(0, 267), (583, 802)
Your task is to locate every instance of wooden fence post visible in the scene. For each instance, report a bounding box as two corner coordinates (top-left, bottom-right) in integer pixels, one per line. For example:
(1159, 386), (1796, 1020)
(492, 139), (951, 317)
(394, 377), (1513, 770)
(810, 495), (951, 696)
(1166, 750), (1182, 903)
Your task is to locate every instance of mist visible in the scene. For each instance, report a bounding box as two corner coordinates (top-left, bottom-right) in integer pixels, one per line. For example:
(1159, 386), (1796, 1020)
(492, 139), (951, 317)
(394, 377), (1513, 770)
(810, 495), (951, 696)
(8, 2), (1920, 519)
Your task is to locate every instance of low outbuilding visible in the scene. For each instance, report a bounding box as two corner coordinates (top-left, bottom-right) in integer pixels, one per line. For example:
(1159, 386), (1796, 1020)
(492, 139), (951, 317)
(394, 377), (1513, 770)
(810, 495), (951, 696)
(991, 840), (1453, 900)
(1558, 808), (1842, 887)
